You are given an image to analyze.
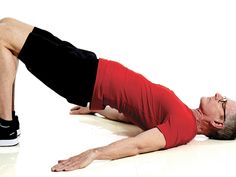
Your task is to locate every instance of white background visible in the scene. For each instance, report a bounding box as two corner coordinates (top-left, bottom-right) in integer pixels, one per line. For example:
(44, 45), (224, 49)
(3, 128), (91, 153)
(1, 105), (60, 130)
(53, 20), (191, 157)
(1, 1), (236, 176)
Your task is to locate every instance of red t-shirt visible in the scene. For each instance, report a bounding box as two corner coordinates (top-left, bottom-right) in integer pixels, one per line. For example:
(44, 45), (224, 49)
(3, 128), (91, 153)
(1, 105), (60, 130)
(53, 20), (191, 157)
(91, 59), (197, 149)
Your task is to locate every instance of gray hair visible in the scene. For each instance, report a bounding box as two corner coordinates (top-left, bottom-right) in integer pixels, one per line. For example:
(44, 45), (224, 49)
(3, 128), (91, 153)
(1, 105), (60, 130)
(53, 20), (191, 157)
(208, 113), (236, 140)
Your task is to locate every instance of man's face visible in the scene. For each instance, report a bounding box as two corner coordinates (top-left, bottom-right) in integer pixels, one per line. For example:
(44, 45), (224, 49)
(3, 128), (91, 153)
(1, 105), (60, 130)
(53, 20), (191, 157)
(199, 93), (226, 122)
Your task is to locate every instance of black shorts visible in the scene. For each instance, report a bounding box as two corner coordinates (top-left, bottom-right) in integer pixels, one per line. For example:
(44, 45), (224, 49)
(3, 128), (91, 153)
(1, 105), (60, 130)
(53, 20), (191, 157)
(18, 27), (98, 106)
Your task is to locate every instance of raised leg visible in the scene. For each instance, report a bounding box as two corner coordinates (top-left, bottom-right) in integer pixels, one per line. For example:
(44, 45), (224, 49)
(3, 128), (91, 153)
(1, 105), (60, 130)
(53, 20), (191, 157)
(0, 17), (33, 121)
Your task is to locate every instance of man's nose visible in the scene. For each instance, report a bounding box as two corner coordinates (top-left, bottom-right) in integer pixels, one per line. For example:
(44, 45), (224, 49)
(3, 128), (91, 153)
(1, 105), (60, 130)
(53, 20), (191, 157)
(215, 93), (223, 100)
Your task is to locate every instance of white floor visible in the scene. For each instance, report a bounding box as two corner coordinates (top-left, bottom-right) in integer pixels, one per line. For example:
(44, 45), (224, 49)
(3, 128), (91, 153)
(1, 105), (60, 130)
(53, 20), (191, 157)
(1, 111), (236, 177)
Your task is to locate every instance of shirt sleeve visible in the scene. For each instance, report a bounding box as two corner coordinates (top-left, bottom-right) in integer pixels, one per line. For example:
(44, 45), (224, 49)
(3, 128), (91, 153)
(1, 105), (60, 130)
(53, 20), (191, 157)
(157, 115), (197, 149)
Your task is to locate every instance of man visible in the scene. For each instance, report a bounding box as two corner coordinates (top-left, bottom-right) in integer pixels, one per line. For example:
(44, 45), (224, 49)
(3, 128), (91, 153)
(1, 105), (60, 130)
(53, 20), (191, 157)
(0, 17), (235, 172)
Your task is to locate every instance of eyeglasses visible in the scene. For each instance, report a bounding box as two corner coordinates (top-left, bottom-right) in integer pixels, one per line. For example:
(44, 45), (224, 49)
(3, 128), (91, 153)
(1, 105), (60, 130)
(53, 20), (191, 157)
(218, 96), (227, 121)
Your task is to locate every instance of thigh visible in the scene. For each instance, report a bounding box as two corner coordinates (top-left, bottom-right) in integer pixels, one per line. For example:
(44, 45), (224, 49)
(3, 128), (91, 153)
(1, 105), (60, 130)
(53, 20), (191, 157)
(0, 18), (33, 56)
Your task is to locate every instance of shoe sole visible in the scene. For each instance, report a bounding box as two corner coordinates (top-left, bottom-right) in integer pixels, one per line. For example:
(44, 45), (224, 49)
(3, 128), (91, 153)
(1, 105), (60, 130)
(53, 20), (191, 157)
(0, 138), (19, 147)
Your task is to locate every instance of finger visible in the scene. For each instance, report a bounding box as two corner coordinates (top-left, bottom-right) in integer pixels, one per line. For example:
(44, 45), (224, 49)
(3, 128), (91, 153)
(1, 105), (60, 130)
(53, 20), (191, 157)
(59, 155), (83, 169)
(63, 161), (81, 171)
(65, 156), (94, 171)
(51, 158), (71, 172)
(70, 110), (81, 115)
(58, 159), (67, 163)
(51, 164), (61, 172)
(70, 106), (81, 111)
(63, 157), (89, 171)
(70, 107), (91, 115)
(52, 157), (74, 171)
(51, 162), (68, 172)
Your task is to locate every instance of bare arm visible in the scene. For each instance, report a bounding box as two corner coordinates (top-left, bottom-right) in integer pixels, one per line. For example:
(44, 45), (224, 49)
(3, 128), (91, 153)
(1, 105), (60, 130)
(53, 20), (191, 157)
(51, 128), (166, 172)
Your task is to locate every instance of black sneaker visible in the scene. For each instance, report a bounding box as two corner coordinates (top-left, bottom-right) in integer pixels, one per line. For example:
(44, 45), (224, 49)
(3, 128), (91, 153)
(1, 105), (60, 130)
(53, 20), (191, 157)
(12, 111), (20, 136)
(0, 117), (18, 147)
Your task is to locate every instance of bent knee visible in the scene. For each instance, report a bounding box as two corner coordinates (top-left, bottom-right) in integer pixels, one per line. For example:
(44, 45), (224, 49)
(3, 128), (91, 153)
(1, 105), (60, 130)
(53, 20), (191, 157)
(0, 17), (18, 24)
(0, 18), (15, 36)
(0, 18), (33, 55)
(0, 22), (15, 45)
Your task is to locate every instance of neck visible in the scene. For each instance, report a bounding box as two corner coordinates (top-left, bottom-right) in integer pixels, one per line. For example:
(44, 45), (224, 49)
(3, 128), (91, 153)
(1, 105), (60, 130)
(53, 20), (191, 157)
(191, 108), (209, 135)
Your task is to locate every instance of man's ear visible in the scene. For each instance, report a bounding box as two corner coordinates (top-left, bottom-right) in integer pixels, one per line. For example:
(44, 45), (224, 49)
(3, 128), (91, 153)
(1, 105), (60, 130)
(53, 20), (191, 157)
(211, 120), (224, 129)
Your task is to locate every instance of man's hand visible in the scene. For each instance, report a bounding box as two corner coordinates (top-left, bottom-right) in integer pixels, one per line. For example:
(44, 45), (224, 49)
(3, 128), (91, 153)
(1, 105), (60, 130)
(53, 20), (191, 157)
(70, 105), (92, 115)
(70, 105), (130, 123)
(51, 149), (97, 172)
